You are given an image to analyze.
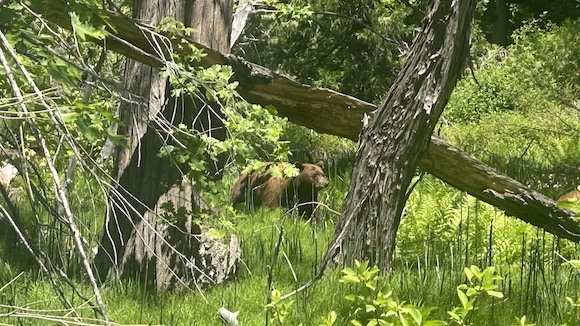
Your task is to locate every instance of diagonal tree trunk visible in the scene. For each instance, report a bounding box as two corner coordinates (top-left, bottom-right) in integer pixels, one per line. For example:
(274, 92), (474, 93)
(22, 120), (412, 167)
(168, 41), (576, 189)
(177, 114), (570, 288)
(322, 0), (477, 271)
(34, 0), (580, 245)
(94, 0), (238, 289)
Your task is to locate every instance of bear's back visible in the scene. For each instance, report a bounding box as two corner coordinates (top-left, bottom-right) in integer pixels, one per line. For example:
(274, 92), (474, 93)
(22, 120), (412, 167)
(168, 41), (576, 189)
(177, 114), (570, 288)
(230, 162), (329, 218)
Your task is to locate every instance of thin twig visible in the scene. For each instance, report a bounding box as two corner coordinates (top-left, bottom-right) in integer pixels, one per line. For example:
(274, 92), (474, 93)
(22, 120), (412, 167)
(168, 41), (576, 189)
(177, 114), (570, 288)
(0, 30), (110, 323)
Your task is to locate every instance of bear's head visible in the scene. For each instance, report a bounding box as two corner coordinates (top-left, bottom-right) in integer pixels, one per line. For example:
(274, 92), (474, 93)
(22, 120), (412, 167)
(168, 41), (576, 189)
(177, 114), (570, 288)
(296, 162), (329, 190)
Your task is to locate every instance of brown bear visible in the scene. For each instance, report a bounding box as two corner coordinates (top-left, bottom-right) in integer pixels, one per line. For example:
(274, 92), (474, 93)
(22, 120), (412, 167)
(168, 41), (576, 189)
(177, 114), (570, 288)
(231, 162), (329, 221)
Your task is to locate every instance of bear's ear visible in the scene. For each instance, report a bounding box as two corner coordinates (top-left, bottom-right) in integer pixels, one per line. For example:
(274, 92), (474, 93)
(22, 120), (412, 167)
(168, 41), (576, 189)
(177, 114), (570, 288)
(315, 161), (324, 168)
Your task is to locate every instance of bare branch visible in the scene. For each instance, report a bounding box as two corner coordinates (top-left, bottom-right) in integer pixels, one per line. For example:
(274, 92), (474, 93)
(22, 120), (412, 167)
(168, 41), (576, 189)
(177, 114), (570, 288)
(0, 30), (110, 322)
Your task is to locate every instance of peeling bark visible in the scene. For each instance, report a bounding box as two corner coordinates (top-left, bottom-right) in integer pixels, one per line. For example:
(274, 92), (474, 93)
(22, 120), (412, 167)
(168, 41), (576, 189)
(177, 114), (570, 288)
(322, 0), (477, 271)
(92, 0), (239, 289)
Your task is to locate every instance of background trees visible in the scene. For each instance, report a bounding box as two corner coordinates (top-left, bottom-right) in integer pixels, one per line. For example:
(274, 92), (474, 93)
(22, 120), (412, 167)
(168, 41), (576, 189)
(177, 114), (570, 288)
(0, 0), (578, 324)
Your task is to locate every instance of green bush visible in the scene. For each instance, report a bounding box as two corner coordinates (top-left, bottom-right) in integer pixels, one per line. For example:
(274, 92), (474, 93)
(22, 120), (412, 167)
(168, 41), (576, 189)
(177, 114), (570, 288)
(445, 20), (579, 125)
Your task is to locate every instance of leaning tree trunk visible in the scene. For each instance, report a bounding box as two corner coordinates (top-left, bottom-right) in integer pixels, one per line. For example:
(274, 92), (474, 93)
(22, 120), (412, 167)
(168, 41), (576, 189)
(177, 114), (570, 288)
(94, 0), (238, 289)
(322, 0), (477, 272)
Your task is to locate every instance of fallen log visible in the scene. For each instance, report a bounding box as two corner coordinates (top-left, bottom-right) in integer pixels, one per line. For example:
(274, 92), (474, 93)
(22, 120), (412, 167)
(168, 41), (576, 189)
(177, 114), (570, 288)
(29, 1), (580, 241)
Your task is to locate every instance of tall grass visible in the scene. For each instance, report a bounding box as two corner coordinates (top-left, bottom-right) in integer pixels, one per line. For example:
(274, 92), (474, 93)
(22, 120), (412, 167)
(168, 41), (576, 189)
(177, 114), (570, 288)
(0, 126), (578, 325)
(1, 161), (579, 325)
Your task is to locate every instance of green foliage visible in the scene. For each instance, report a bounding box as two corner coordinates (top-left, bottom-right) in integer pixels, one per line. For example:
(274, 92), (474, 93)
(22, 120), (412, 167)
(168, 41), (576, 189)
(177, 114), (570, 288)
(261, 262), (508, 326)
(225, 104), (292, 164)
(398, 177), (467, 257)
(1, 2), (578, 326)
(0, 0), (123, 164)
(445, 59), (520, 124)
(152, 18), (300, 232)
(0, 260), (20, 305)
(560, 260), (580, 325)
(61, 98), (124, 149)
(1, 201), (579, 326)
(340, 260), (443, 326)
(557, 186), (580, 213)
(557, 198), (580, 213)
(266, 289), (299, 326)
(448, 266), (503, 325)
(282, 123), (356, 163)
(236, 0), (421, 103)
(445, 20), (580, 124)
(563, 296), (580, 326)
(440, 22), (579, 195)
(264, 0), (314, 22)
(156, 18), (294, 166)
(69, 11), (107, 41)
(399, 176), (529, 266)
(513, 315), (535, 326)
(442, 110), (579, 193)
(319, 311), (338, 326)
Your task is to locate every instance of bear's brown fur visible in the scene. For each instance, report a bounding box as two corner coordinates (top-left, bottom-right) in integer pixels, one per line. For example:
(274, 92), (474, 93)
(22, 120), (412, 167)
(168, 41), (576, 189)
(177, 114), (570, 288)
(231, 162), (329, 220)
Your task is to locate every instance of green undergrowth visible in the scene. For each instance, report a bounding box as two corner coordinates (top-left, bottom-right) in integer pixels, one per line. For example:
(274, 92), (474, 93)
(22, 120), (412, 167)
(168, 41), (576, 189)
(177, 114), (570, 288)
(1, 155), (579, 325)
(107, 213), (343, 326)
(2, 177), (580, 325)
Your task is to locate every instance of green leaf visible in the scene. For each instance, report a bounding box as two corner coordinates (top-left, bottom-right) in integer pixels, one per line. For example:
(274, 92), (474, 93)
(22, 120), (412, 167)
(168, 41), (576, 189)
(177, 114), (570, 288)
(466, 288), (478, 297)
(345, 294), (357, 301)
(341, 267), (357, 276)
(270, 289), (281, 303)
(463, 266), (475, 282)
(356, 260), (370, 274)
(205, 228), (225, 239)
(365, 282), (377, 292)
(514, 315), (535, 326)
(70, 12), (107, 41)
(385, 310), (398, 318)
(486, 290), (504, 299)
(457, 288), (468, 307)
(407, 307), (422, 325)
(340, 275), (361, 283)
(564, 260), (580, 270)
(421, 306), (438, 318)
(471, 265), (483, 279)
(447, 311), (461, 321)
(323, 311), (337, 326)
(399, 314), (409, 326)
(423, 321), (447, 326)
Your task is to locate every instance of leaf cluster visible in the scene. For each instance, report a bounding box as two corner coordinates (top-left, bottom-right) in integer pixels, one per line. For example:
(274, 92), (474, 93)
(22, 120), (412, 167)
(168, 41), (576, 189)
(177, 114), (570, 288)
(445, 20), (579, 124)
(340, 260), (443, 326)
(448, 266), (504, 325)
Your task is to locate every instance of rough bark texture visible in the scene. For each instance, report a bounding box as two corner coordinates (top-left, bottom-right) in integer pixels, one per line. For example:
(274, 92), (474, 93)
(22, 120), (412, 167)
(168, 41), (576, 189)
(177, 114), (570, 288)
(490, 0), (510, 46)
(322, 0), (477, 271)
(38, 1), (580, 243)
(93, 0), (238, 289)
